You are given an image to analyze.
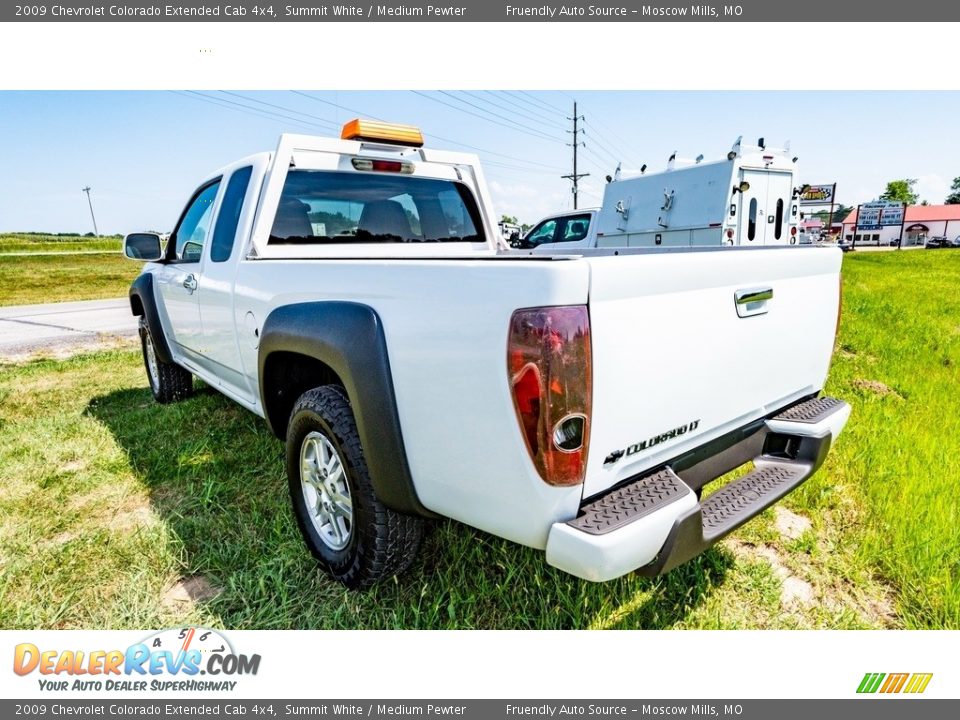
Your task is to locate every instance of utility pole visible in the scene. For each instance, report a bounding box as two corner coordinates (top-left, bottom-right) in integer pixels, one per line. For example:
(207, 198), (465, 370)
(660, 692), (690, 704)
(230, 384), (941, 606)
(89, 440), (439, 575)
(562, 101), (589, 209)
(81, 186), (99, 237)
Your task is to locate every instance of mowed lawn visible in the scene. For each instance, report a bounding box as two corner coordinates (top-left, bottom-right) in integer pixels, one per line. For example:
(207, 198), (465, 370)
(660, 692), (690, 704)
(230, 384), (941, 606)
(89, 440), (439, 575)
(0, 253), (139, 306)
(0, 250), (957, 629)
(0, 233), (123, 254)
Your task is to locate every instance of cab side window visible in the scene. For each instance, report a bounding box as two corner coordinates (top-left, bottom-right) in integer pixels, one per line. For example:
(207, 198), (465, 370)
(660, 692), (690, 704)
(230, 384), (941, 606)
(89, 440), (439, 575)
(561, 214), (592, 242)
(525, 219), (558, 247)
(210, 167), (252, 263)
(170, 179), (221, 262)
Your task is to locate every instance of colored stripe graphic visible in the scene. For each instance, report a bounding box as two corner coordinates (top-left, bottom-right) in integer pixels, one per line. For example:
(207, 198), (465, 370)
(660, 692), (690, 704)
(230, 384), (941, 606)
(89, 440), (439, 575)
(857, 673), (885, 693)
(857, 672), (932, 694)
(904, 673), (933, 694)
(880, 673), (909, 693)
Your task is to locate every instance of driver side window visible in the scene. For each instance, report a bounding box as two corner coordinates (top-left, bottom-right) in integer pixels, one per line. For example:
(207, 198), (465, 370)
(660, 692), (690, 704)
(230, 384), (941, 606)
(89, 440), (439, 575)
(525, 219), (558, 247)
(171, 179), (221, 262)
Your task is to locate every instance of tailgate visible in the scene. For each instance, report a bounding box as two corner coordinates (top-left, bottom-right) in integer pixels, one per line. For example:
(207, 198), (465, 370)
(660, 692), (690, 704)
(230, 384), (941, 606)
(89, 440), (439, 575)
(582, 246), (842, 498)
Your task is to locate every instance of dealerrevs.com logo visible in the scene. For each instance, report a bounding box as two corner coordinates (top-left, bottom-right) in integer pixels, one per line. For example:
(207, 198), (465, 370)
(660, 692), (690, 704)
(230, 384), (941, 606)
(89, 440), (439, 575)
(13, 627), (260, 692)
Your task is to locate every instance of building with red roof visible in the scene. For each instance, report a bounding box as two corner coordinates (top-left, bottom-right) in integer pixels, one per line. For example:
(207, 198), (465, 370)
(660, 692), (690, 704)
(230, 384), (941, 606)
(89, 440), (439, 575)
(841, 204), (960, 247)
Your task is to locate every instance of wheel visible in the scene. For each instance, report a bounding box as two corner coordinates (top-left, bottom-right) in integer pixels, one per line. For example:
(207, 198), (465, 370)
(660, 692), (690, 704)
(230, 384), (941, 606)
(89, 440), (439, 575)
(139, 318), (193, 403)
(286, 385), (423, 589)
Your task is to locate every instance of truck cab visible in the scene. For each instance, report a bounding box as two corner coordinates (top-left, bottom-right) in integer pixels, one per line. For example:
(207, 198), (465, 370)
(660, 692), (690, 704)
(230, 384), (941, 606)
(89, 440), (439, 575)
(512, 208), (598, 250)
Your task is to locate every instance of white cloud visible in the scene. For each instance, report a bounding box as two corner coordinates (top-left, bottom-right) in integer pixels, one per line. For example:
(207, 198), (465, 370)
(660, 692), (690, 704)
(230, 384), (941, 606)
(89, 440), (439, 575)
(915, 174), (951, 205)
(486, 178), (571, 225)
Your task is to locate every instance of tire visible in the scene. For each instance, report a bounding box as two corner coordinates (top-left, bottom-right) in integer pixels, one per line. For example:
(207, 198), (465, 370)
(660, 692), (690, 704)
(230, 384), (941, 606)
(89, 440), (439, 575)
(286, 385), (423, 589)
(139, 317), (193, 403)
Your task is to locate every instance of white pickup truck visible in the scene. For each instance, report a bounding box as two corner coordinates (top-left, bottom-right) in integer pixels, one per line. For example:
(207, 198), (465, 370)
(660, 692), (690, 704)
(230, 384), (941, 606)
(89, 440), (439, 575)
(123, 120), (850, 589)
(517, 140), (804, 252)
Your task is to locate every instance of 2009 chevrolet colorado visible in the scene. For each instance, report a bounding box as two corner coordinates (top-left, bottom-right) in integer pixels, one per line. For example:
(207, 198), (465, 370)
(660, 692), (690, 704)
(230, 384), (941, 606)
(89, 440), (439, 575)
(123, 120), (850, 589)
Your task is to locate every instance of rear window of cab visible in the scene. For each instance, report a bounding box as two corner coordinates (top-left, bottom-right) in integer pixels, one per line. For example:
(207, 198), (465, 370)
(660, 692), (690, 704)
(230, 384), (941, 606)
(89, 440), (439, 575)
(268, 170), (485, 245)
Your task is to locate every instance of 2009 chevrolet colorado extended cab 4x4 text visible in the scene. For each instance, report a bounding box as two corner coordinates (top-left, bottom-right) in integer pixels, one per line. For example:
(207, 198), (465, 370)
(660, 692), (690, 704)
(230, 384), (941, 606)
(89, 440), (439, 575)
(123, 119), (850, 589)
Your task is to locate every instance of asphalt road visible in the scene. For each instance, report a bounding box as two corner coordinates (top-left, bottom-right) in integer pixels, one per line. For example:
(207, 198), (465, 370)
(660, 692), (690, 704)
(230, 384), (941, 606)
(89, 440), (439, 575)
(0, 298), (138, 360)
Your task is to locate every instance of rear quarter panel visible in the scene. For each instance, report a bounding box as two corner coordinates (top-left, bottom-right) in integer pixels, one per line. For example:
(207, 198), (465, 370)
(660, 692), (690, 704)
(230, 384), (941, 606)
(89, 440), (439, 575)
(234, 257), (591, 549)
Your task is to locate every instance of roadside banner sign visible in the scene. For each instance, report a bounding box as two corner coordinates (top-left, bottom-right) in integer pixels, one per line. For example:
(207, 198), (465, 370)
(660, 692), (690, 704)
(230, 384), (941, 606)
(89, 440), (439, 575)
(800, 183), (836, 205)
(879, 204), (905, 226)
(857, 206), (881, 230)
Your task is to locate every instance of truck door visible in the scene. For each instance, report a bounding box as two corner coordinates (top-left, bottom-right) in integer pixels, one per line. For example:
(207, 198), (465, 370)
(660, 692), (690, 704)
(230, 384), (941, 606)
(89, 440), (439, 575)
(738, 169), (768, 245)
(155, 178), (222, 362)
(196, 160), (263, 402)
(764, 171), (795, 245)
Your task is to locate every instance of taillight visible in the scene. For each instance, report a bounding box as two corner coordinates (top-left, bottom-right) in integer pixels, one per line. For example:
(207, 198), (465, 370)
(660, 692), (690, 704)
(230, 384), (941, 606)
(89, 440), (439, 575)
(790, 226), (797, 236)
(508, 306), (592, 487)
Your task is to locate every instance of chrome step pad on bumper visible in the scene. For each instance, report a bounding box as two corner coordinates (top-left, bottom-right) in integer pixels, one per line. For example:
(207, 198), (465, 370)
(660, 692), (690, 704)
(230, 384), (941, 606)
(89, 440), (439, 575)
(545, 395), (851, 582)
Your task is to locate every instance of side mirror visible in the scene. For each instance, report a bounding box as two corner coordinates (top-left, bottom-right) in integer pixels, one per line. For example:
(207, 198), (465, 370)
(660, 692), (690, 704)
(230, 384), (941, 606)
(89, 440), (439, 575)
(123, 233), (163, 261)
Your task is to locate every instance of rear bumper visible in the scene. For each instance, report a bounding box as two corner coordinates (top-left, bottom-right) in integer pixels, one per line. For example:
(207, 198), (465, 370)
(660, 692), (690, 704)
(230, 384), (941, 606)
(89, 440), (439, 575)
(545, 396), (850, 582)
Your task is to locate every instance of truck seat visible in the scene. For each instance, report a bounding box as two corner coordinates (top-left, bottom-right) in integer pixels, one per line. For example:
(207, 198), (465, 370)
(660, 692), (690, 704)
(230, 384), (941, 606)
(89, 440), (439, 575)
(358, 200), (412, 241)
(272, 198), (314, 240)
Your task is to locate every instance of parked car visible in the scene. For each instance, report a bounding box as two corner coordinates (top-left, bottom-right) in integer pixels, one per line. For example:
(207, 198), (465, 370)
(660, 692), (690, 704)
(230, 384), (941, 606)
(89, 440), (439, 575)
(122, 121), (850, 589)
(838, 238), (854, 252)
(945, 236), (960, 248)
(925, 236), (947, 249)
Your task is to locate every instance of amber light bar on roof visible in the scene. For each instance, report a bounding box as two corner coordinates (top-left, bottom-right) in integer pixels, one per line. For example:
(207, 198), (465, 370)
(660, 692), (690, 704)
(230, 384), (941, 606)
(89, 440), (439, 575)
(341, 118), (424, 147)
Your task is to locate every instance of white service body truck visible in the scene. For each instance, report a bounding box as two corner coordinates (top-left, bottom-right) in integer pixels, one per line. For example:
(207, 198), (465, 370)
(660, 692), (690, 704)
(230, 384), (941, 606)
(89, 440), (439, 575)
(519, 141), (803, 252)
(123, 121), (849, 589)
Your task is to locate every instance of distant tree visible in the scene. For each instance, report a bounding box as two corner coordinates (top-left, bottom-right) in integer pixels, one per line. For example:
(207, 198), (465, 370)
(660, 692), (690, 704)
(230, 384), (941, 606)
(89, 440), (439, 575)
(831, 204), (853, 225)
(500, 214), (520, 226)
(946, 177), (960, 205)
(880, 179), (919, 205)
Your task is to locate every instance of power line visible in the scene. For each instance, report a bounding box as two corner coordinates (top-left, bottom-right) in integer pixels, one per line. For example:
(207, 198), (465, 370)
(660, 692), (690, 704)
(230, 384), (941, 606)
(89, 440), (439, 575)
(290, 90), (386, 121)
(219, 91), (339, 129)
(583, 115), (645, 169)
(435, 91), (564, 143)
(411, 90), (565, 145)
(172, 91), (327, 132)
(178, 90), (568, 180)
(188, 91), (335, 130)
(483, 159), (558, 175)
(582, 135), (621, 169)
(562, 101), (590, 210)
(516, 90), (565, 113)
(466, 91), (567, 131)
(293, 90), (564, 171)
(582, 120), (632, 165)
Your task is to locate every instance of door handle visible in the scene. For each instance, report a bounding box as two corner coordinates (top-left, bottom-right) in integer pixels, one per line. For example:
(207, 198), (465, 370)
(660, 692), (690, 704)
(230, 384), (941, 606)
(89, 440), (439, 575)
(182, 274), (198, 293)
(735, 287), (772, 318)
(735, 287), (773, 305)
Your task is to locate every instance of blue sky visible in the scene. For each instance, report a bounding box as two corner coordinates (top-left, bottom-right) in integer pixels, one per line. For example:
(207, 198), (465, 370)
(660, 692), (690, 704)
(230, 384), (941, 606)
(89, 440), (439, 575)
(2, 90), (959, 234)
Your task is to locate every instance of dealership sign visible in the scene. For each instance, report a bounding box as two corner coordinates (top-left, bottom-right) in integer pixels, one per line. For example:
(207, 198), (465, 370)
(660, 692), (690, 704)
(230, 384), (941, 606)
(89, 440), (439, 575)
(879, 205), (904, 226)
(857, 206), (882, 230)
(800, 183), (836, 205)
(858, 200), (905, 230)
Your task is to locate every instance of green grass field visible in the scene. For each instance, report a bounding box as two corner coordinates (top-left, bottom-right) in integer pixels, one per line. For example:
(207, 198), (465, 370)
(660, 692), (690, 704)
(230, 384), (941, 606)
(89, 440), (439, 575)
(0, 252), (139, 306)
(0, 250), (957, 629)
(0, 233), (123, 254)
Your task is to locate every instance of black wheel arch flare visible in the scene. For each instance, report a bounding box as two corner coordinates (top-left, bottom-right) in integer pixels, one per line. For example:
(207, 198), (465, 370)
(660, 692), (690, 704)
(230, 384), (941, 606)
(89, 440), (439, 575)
(129, 273), (173, 364)
(258, 301), (432, 518)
